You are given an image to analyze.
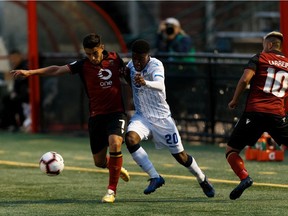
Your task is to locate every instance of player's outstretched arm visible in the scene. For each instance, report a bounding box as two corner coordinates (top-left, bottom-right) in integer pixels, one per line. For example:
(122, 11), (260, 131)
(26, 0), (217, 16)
(10, 69), (31, 79)
(10, 65), (70, 79)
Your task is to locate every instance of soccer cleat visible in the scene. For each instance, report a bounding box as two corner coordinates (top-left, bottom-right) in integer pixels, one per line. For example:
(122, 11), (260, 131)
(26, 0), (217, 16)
(144, 175), (165, 194)
(120, 167), (130, 182)
(230, 176), (253, 200)
(199, 177), (215, 198)
(102, 189), (116, 203)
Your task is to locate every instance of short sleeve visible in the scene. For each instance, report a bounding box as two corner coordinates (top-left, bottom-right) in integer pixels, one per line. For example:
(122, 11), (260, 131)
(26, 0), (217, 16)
(68, 59), (85, 74)
(245, 53), (260, 71)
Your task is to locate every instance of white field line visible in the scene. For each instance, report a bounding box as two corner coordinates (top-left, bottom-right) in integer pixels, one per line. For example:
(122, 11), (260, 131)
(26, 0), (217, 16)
(1, 160), (288, 188)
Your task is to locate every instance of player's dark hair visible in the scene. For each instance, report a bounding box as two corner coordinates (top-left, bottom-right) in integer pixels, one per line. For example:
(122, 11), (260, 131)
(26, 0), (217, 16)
(83, 33), (101, 48)
(132, 39), (150, 54)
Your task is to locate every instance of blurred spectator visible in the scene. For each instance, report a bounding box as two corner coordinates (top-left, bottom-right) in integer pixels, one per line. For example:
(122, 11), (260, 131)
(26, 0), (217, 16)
(155, 18), (195, 118)
(0, 50), (30, 131)
(156, 17), (194, 55)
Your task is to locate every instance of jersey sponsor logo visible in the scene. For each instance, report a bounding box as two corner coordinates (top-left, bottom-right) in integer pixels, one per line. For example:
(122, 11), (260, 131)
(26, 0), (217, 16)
(98, 69), (112, 80)
(98, 69), (113, 88)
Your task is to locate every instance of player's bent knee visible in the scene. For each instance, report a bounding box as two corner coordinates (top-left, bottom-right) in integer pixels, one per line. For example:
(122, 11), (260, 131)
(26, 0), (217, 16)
(94, 160), (107, 168)
(125, 132), (139, 146)
(172, 152), (192, 167)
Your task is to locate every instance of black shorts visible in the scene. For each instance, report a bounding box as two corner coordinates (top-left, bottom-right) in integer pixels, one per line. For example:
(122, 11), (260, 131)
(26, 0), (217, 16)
(228, 112), (288, 151)
(88, 112), (127, 154)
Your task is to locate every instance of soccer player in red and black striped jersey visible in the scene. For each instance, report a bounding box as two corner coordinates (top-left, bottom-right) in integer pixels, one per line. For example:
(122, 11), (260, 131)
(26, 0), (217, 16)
(226, 31), (288, 200)
(10, 33), (130, 203)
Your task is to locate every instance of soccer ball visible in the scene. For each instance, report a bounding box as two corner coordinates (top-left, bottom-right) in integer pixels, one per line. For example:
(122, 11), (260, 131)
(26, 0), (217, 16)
(39, 151), (64, 176)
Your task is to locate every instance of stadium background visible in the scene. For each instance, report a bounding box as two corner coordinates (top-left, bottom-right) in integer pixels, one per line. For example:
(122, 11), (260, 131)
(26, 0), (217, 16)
(0, 1), (287, 143)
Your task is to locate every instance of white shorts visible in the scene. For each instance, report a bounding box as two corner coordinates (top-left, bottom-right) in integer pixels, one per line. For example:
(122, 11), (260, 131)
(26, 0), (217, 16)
(127, 114), (184, 154)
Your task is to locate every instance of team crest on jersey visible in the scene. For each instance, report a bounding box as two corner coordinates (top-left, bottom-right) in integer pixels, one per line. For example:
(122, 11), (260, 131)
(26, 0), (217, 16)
(109, 60), (114, 66)
(98, 69), (113, 88)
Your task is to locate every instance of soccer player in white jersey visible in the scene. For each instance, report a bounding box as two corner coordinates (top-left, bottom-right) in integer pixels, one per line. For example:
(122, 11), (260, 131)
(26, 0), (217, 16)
(124, 39), (215, 197)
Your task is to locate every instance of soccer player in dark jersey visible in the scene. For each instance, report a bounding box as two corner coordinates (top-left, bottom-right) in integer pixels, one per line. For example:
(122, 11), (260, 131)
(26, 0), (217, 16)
(10, 33), (130, 203)
(226, 31), (288, 200)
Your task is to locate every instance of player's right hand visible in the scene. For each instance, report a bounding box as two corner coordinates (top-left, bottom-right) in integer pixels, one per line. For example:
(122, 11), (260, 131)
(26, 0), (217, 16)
(10, 69), (30, 79)
(228, 100), (237, 110)
(134, 73), (146, 86)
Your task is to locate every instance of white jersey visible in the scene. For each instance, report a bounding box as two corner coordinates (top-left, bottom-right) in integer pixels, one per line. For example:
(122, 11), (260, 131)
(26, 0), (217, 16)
(127, 57), (171, 119)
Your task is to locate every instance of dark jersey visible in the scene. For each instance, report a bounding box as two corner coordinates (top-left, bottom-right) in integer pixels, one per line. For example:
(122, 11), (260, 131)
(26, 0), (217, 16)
(68, 50), (125, 116)
(245, 50), (288, 116)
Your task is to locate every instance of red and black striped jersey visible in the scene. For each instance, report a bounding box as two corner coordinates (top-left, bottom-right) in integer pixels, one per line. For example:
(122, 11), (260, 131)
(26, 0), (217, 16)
(245, 50), (288, 116)
(67, 51), (125, 117)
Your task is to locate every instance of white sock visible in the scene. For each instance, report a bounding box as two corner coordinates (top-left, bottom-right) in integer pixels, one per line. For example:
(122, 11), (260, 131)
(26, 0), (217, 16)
(131, 146), (159, 178)
(187, 157), (205, 183)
